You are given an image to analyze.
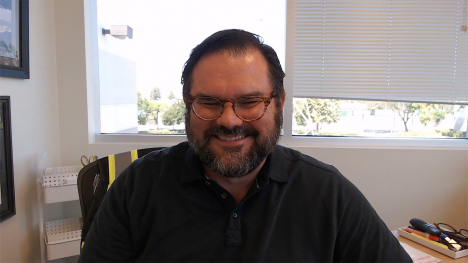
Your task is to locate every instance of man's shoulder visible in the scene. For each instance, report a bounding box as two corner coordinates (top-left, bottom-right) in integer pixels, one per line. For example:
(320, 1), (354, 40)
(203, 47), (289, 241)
(135, 141), (191, 166)
(118, 141), (194, 184)
(111, 142), (198, 197)
(275, 145), (339, 175)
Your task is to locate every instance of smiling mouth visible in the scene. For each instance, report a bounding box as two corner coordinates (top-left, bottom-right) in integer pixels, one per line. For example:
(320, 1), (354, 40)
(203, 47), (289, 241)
(216, 134), (247, 141)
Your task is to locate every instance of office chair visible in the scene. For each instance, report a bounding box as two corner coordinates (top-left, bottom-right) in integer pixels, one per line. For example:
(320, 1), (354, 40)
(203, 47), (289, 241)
(77, 147), (165, 249)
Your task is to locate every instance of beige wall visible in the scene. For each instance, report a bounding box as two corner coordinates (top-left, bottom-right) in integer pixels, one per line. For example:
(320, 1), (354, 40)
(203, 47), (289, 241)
(0, 1), (63, 262)
(0, 0), (466, 262)
(296, 147), (468, 231)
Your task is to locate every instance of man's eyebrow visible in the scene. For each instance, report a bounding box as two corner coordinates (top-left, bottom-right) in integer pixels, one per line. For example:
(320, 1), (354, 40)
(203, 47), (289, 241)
(192, 91), (269, 97)
(240, 91), (267, 97)
(190, 92), (212, 97)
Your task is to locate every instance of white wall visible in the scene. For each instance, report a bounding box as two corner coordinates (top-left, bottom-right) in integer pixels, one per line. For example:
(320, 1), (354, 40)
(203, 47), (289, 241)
(0, 0), (466, 262)
(0, 1), (63, 262)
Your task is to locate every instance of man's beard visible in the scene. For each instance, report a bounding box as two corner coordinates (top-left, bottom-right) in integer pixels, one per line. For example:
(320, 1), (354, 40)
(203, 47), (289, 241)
(186, 105), (282, 178)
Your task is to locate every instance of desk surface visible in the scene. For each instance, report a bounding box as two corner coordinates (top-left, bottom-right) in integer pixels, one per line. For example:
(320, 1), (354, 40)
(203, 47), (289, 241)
(398, 235), (468, 262)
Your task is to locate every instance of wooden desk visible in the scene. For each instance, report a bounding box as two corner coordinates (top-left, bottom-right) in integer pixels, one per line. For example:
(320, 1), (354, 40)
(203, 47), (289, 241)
(398, 235), (468, 262)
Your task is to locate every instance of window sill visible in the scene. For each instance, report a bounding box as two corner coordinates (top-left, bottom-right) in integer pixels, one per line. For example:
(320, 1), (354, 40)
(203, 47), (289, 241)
(280, 136), (467, 150)
(94, 134), (187, 146)
(94, 134), (468, 150)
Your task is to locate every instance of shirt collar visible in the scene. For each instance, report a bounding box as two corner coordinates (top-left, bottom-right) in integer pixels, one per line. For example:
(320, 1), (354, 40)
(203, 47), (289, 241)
(179, 142), (289, 184)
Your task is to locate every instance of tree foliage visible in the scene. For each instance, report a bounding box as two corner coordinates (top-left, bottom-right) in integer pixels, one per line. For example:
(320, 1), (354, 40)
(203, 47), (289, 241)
(168, 91), (176, 100)
(150, 101), (168, 125)
(150, 87), (161, 101)
(415, 103), (453, 126)
(138, 91), (168, 125)
(137, 92), (149, 125)
(367, 101), (454, 132)
(137, 92), (149, 111)
(162, 100), (186, 128)
(293, 98), (341, 134)
(387, 102), (418, 132)
(138, 114), (147, 125)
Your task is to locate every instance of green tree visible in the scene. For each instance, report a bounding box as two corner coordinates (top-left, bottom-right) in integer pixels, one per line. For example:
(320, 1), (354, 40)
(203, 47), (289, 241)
(137, 92), (149, 125)
(415, 103), (453, 126)
(168, 91), (176, 100)
(149, 101), (168, 126)
(367, 101), (419, 132)
(364, 101), (454, 132)
(293, 98), (341, 134)
(137, 92), (150, 111)
(387, 102), (418, 132)
(162, 100), (186, 129)
(138, 114), (147, 125)
(387, 102), (454, 132)
(150, 87), (161, 101)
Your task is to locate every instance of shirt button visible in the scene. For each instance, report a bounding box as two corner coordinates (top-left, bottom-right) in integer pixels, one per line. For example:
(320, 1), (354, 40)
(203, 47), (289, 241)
(233, 213), (238, 218)
(205, 181), (210, 186)
(221, 193), (227, 198)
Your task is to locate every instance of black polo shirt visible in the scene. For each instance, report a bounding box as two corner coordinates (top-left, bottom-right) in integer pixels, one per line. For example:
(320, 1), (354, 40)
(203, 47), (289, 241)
(79, 141), (411, 262)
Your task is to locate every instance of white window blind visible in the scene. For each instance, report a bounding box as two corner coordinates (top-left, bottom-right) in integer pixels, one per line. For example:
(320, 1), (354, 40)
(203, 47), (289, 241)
(293, 0), (468, 104)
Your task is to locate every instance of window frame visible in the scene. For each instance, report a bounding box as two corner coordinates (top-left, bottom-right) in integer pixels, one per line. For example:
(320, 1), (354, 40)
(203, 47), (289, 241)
(84, 0), (468, 150)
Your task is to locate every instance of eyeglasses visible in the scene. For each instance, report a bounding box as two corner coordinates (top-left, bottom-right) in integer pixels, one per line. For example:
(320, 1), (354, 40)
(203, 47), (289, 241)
(188, 92), (275, 121)
(435, 223), (468, 243)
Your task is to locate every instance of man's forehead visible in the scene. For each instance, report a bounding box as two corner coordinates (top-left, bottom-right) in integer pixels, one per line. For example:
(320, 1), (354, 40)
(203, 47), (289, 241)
(193, 49), (268, 74)
(201, 47), (264, 62)
(190, 50), (271, 98)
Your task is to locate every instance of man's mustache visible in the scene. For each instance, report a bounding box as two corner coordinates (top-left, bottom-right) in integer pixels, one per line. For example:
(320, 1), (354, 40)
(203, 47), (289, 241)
(203, 126), (257, 140)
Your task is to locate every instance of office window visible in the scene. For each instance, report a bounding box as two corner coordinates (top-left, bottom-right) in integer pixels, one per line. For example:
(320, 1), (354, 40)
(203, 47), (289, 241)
(291, 0), (468, 138)
(96, 0), (286, 134)
(292, 98), (466, 138)
(92, 0), (468, 144)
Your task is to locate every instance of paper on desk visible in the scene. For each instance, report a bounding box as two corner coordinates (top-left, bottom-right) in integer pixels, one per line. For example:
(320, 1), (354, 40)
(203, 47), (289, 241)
(400, 242), (442, 263)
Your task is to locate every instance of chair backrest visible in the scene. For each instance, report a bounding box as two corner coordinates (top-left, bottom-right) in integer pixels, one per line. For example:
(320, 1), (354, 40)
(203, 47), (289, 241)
(77, 147), (165, 248)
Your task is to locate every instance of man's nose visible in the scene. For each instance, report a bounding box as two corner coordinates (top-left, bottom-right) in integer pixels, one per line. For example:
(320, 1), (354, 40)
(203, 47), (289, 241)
(216, 102), (244, 129)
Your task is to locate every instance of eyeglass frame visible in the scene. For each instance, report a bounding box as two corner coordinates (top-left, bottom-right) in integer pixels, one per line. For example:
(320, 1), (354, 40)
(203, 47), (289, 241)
(435, 223), (468, 242)
(187, 91), (276, 122)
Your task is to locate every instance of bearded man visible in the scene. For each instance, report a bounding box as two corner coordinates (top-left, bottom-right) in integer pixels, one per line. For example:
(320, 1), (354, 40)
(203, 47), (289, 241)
(79, 29), (412, 262)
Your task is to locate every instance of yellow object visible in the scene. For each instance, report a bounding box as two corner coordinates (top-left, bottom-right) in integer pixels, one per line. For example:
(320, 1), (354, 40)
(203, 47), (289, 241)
(131, 150), (138, 162)
(81, 241), (85, 248)
(410, 233), (448, 249)
(108, 155), (116, 189)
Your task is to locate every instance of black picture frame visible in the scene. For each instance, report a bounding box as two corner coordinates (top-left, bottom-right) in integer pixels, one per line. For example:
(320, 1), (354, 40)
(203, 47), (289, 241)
(0, 0), (30, 79)
(0, 96), (15, 222)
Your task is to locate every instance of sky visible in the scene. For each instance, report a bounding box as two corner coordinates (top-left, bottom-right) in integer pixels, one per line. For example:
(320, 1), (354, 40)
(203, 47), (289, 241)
(97, 0), (286, 102)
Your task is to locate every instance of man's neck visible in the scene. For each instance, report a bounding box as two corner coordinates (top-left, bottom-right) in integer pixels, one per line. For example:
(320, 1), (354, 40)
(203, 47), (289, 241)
(204, 159), (266, 204)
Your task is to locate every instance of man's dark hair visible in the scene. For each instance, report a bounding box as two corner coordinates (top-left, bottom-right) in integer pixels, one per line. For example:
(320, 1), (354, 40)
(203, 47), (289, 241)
(181, 29), (285, 107)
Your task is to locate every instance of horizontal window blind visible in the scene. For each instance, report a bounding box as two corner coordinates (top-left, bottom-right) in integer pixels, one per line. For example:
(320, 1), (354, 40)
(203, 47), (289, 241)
(293, 0), (468, 104)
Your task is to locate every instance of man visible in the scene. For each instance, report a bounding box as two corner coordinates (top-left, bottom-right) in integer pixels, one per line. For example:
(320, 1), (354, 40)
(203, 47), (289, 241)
(79, 29), (412, 262)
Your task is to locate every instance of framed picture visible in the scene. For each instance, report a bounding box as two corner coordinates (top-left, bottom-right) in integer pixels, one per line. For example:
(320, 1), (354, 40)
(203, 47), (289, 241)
(0, 0), (29, 79)
(0, 96), (15, 222)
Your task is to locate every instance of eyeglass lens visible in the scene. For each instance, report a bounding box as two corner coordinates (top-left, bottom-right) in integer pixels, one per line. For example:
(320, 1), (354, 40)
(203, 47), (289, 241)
(461, 229), (468, 237)
(193, 97), (266, 121)
(437, 223), (456, 232)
